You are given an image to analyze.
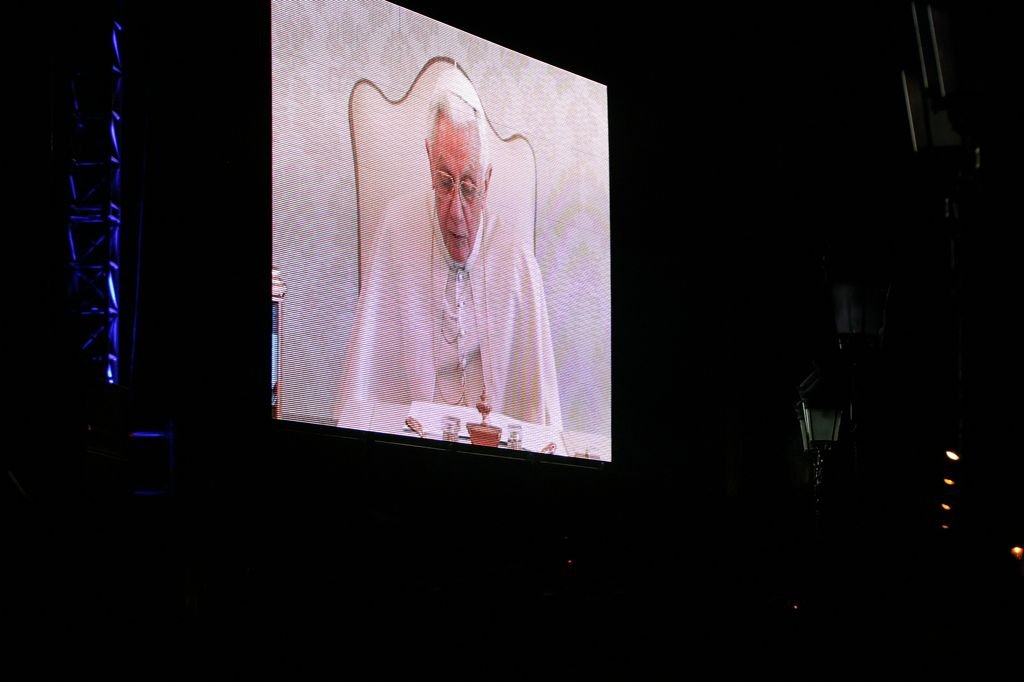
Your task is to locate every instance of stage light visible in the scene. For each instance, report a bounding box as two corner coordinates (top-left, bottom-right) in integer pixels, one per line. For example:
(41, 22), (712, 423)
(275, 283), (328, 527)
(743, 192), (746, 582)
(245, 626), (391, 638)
(941, 503), (951, 511)
(943, 478), (955, 486)
(945, 450), (960, 461)
(941, 523), (950, 529)
(1012, 547), (1023, 560)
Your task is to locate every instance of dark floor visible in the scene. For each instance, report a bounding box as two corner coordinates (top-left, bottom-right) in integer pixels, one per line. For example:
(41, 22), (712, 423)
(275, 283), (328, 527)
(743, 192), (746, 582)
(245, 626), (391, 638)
(8, 442), (1021, 677)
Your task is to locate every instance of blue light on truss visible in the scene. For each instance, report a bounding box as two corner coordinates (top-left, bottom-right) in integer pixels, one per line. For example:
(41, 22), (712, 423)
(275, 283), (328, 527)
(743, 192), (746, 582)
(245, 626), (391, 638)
(112, 23), (122, 66)
(110, 120), (120, 158)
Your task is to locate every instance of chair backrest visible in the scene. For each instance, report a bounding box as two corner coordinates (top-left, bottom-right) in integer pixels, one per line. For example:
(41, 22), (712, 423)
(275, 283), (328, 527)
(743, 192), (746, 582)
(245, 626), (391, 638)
(349, 57), (536, 289)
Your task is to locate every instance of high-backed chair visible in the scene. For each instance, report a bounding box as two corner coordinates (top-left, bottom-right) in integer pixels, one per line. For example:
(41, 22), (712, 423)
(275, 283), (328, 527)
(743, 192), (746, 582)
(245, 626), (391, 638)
(349, 57), (536, 290)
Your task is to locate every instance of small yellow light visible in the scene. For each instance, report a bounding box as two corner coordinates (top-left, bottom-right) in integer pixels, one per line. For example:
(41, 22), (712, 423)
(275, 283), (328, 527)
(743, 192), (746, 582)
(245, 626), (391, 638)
(941, 503), (951, 511)
(943, 478), (955, 486)
(945, 450), (960, 461)
(1012, 547), (1023, 560)
(941, 524), (950, 529)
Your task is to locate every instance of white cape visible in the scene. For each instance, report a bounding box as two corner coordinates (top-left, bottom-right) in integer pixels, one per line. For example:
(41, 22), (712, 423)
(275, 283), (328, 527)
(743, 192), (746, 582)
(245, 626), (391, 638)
(334, 190), (563, 430)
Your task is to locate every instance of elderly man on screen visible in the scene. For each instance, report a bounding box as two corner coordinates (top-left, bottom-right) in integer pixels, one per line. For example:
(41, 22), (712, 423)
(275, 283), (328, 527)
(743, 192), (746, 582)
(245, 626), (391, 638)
(334, 66), (562, 430)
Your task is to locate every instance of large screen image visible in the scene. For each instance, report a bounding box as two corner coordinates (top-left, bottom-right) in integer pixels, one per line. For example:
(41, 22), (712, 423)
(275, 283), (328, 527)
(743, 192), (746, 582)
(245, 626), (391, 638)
(272, 0), (610, 461)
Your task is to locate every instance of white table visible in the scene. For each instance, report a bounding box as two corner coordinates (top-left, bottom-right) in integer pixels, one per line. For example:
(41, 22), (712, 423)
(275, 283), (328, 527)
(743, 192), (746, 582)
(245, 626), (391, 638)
(335, 399), (611, 462)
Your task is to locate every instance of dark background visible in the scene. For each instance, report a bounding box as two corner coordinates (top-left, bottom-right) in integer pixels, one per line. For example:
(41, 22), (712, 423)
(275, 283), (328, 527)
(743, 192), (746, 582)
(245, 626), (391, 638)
(21, 0), (1021, 673)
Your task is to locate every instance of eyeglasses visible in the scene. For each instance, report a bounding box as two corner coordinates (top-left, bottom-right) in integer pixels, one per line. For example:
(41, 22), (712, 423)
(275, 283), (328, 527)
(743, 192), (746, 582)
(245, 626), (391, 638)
(433, 170), (481, 206)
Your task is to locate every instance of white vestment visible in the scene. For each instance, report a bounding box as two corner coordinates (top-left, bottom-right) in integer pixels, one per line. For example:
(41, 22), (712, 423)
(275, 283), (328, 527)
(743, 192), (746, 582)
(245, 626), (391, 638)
(335, 189), (563, 430)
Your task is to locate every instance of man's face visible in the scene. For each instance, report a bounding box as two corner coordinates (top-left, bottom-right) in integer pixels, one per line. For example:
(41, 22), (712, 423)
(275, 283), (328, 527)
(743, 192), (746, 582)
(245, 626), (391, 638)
(427, 112), (491, 264)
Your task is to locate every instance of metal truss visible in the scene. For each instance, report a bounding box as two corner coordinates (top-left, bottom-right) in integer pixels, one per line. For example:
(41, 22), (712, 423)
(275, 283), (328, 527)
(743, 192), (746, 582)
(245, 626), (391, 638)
(67, 17), (122, 384)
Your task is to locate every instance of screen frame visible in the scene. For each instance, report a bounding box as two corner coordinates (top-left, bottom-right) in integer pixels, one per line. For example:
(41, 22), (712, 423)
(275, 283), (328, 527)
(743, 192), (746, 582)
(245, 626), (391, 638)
(270, 0), (614, 467)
